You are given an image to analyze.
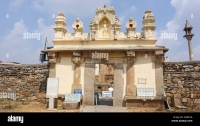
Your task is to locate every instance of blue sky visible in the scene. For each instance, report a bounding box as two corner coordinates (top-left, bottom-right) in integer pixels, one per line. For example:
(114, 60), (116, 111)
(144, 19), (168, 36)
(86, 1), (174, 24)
(0, 0), (199, 64)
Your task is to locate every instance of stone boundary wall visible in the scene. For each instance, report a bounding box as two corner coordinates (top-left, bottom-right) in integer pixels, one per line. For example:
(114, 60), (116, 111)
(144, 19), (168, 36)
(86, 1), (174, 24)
(163, 61), (200, 108)
(0, 64), (49, 102)
(1, 61), (200, 108)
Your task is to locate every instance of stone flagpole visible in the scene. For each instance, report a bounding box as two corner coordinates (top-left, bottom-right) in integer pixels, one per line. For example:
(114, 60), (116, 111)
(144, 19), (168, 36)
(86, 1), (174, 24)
(183, 20), (194, 61)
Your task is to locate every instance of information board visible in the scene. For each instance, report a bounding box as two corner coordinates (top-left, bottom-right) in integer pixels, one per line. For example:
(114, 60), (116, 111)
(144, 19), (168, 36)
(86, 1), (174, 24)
(137, 88), (154, 97)
(74, 89), (82, 94)
(102, 91), (112, 97)
(46, 78), (59, 98)
(64, 94), (81, 102)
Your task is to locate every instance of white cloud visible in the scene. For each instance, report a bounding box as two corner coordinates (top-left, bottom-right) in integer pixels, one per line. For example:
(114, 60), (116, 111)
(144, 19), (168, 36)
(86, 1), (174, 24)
(156, 0), (200, 61)
(34, 18), (54, 47)
(0, 20), (30, 63)
(130, 6), (137, 12)
(193, 44), (200, 61)
(118, 5), (137, 25)
(30, 0), (112, 18)
(9, 0), (24, 10)
(119, 15), (126, 25)
(0, 18), (56, 64)
(170, 44), (200, 61)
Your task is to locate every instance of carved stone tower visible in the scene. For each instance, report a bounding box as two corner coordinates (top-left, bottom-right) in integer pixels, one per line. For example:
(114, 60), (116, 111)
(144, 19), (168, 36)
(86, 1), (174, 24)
(53, 13), (67, 39)
(72, 18), (84, 39)
(89, 4), (121, 40)
(126, 17), (137, 38)
(142, 10), (156, 38)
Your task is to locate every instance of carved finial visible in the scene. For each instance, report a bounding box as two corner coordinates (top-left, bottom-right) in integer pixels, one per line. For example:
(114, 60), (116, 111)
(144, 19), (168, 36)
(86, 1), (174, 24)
(76, 17), (80, 22)
(104, 4), (107, 8)
(58, 13), (65, 17)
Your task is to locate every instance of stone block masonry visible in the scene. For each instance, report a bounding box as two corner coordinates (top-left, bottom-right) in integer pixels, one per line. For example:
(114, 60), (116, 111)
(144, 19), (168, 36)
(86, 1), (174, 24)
(163, 61), (200, 108)
(0, 64), (49, 102)
(1, 60), (200, 109)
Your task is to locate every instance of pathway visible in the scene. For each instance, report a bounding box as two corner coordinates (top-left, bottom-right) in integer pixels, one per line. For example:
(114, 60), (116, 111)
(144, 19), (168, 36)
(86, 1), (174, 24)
(80, 105), (130, 112)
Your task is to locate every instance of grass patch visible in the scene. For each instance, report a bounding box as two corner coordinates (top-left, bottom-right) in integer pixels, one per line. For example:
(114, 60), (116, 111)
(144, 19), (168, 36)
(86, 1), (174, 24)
(0, 98), (31, 110)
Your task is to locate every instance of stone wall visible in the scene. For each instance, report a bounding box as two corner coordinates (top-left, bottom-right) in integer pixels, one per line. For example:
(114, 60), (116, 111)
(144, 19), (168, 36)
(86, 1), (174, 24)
(1, 61), (200, 108)
(0, 64), (49, 102)
(163, 61), (200, 108)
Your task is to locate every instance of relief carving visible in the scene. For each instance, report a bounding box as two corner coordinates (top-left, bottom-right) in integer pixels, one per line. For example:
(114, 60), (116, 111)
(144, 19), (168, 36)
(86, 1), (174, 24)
(102, 19), (109, 37)
(90, 5), (121, 40)
(124, 51), (135, 64)
(49, 58), (56, 64)
(72, 52), (83, 64)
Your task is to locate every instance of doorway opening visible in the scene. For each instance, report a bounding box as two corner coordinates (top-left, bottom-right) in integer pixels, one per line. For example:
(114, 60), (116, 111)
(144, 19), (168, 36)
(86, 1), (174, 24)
(94, 63), (114, 106)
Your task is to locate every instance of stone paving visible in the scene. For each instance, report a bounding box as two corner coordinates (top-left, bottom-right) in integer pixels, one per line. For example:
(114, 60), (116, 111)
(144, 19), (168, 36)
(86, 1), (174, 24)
(80, 105), (130, 112)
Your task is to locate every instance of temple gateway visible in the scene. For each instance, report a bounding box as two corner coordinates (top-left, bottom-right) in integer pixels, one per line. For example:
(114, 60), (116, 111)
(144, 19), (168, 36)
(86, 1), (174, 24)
(41, 4), (169, 109)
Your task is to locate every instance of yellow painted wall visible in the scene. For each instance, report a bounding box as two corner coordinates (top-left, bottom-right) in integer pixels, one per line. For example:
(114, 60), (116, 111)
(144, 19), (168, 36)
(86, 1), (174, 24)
(56, 57), (74, 94)
(134, 56), (156, 96)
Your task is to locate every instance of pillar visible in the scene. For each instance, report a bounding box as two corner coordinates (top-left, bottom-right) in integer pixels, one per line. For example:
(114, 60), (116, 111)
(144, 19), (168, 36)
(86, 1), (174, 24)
(154, 51), (164, 96)
(113, 63), (124, 107)
(84, 63), (95, 105)
(124, 51), (136, 96)
(71, 52), (83, 93)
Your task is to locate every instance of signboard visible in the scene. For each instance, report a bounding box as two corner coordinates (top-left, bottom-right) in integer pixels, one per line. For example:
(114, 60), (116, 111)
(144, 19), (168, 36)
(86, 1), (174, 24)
(46, 78), (59, 98)
(74, 89), (82, 94)
(137, 88), (154, 97)
(102, 91), (112, 97)
(64, 94), (81, 102)
(138, 78), (146, 84)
